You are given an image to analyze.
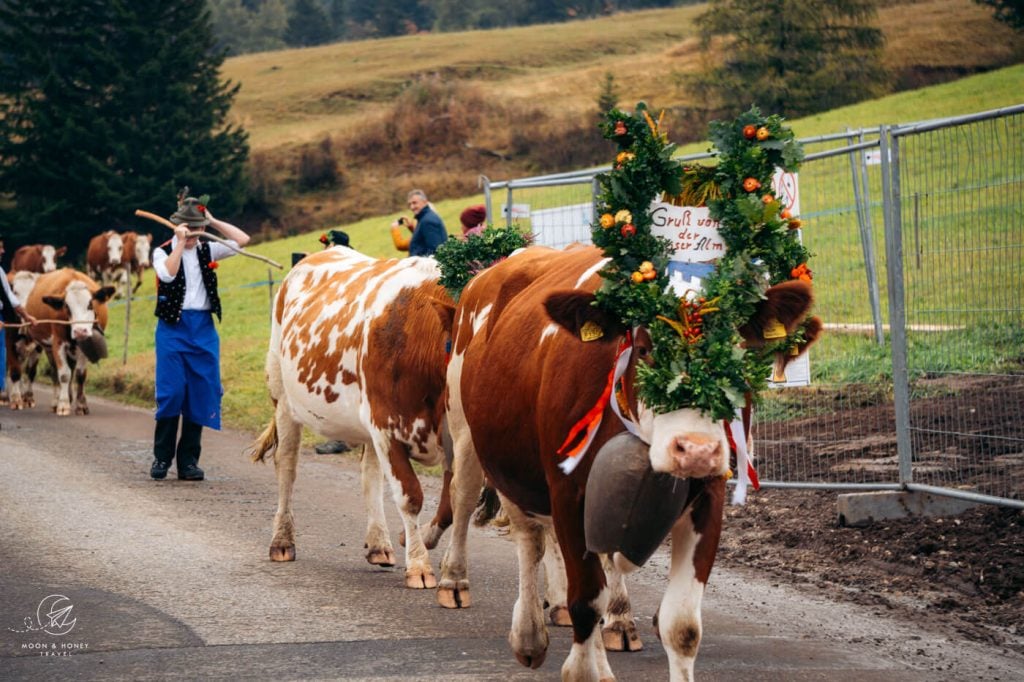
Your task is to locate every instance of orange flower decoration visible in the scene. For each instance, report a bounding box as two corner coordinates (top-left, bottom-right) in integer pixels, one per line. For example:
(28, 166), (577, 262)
(742, 124), (757, 139)
(779, 209), (792, 220)
(630, 271), (645, 284)
(208, 261), (219, 270)
(742, 177), (761, 192)
(756, 127), (770, 141)
(788, 219), (803, 230)
(319, 233), (329, 245)
(791, 263), (812, 282)
(614, 120), (627, 135)
(762, 194), (774, 205)
(599, 213), (615, 229)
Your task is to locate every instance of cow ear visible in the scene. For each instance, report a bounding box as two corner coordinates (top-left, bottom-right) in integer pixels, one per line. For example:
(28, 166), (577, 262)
(55, 246), (68, 257)
(431, 297), (455, 334)
(739, 280), (813, 348)
(42, 295), (66, 310)
(93, 286), (117, 303)
(544, 290), (624, 341)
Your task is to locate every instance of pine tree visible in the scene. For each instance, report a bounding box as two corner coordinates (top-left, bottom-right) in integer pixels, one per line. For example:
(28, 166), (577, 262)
(0, 0), (248, 258)
(688, 0), (889, 118)
(285, 0), (333, 47)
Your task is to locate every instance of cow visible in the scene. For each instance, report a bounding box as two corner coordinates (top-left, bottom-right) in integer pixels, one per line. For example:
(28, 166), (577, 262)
(86, 230), (125, 291)
(22, 269), (115, 416)
(437, 245), (819, 681)
(249, 247), (456, 588)
(2, 271), (41, 409)
(11, 244), (67, 273)
(120, 231), (153, 293)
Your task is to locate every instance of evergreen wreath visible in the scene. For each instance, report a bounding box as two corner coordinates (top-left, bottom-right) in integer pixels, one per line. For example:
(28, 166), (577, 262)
(593, 103), (814, 420)
(435, 224), (533, 301)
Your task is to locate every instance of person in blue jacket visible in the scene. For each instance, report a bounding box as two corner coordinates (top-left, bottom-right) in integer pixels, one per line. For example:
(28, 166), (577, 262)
(390, 189), (448, 257)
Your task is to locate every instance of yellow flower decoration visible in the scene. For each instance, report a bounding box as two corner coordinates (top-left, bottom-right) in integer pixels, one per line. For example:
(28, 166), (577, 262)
(615, 209), (633, 224)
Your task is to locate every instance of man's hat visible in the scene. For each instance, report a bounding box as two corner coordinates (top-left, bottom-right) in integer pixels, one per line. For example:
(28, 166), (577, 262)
(169, 187), (211, 228)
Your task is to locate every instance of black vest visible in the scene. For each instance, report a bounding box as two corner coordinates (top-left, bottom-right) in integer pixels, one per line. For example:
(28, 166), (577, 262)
(154, 242), (222, 324)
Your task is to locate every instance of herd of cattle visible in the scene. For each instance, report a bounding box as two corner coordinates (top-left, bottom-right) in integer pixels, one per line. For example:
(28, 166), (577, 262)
(4, 237), (819, 680)
(250, 245), (819, 681)
(1, 232), (152, 415)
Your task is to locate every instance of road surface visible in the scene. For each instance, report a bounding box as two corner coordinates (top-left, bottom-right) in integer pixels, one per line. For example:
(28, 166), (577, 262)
(2, 394), (1020, 680)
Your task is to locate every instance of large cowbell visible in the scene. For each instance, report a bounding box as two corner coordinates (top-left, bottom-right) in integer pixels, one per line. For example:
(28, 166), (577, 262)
(584, 432), (691, 567)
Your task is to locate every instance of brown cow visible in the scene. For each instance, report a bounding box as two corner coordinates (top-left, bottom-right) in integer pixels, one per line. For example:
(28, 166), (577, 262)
(120, 231), (153, 293)
(23, 269), (115, 416)
(86, 230), (125, 291)
(249, 247), (456, 588)
(438, 246), (819, 680)
(11, 244), (67, 273)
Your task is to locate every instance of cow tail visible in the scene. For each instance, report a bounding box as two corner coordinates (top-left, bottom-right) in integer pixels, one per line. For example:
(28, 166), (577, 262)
(471, 485), (501, 527)
(249, 418), (278, 463)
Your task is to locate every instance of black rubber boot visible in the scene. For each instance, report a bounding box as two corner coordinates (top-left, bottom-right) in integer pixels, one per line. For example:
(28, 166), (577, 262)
(152, 416), (179, 479)
(176, 419), (204, 480)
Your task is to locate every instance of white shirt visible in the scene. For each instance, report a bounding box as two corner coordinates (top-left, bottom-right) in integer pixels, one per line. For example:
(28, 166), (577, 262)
(0, 266), (21, 311)
(153, 238), (238, 311)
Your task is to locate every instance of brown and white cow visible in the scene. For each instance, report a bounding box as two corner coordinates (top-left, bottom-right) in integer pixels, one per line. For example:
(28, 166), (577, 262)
(120, 231), (153, 293)
(23, 269), (115, 416)
(249, 247), (455, 588)
(11, 244), (67, 273)
(3, 270), (41, 409)
(438, 245), (818, 681)
(86, 230), (125, 291)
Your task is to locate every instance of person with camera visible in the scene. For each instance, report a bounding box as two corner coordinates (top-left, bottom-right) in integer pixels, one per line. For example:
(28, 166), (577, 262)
(389, 189), (448, 257)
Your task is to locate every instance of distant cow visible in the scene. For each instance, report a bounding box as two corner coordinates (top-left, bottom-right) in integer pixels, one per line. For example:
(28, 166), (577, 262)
(22, 269), (115, 416)
(250, 247), (455, 588)
(86, 231), (125, 290)
(438, 246), (819, 680)
(2, 271), (41, 410)
(11, 244), (67, 273)
(120, 232), (153, 293)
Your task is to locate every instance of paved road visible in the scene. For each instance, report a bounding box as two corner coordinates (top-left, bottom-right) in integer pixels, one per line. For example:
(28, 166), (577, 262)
(2, 395), (1020, 681)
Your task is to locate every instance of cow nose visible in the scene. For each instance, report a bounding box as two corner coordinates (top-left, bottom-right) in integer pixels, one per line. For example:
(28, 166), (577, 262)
(73, 327), (91, 340)
(670, 433), (723, 479)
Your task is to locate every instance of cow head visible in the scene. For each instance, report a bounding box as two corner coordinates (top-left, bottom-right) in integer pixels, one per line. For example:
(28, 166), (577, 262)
(40, 245), (67, 272)
(545, 279), (820, 481)
(133, 234), (153, 268)
(42, 282), (116, 340)
(105, 232), (124, 266)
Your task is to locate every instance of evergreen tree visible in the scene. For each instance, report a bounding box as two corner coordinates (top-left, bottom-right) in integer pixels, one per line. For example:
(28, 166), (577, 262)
(689, 0), (888, 118)
(285, 0), (334, 47)
(0, 0), (248, 258)
(975, 0), (1024, 30)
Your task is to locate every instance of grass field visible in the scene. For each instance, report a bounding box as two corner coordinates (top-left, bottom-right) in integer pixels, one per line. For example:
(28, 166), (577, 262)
(86, 55), (1024, 436)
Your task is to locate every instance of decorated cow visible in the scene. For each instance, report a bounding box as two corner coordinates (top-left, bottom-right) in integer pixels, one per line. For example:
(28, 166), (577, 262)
(436, 105), (822, 681)
(23, 269), (115, 416)
(249, 248), (458, 588)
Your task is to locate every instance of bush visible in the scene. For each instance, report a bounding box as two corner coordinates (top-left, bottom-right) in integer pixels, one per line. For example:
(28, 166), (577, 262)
(296, 136), (342, 191)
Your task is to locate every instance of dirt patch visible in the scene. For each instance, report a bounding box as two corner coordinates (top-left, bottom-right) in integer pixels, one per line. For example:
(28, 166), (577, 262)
(720, 376), (1024, 656)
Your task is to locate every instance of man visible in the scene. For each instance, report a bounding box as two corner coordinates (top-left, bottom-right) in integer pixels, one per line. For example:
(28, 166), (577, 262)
(389, 189), (448, 257)
(150, 192), (250, 481)
(0, 236), (38, 395)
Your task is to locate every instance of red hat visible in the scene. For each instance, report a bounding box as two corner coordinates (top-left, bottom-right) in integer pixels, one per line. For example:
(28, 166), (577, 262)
(459, 205), (487, 233)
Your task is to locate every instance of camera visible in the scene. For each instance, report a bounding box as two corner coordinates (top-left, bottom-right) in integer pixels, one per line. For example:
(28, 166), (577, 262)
(398, 217), (407, 226)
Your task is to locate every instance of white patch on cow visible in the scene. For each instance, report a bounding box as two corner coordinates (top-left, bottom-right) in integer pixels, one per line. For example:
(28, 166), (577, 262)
(40, 245), (58, 272)
(645, 407), (729, 480)
(134, 234), (152, 266)
(574, 258), (610, 290)
(659, 511), (705, 682)
(538, 322), (559, 345)
(11, 271), (39, 303)
(106, 232), (124, 266)
(470, 304), (492, 334)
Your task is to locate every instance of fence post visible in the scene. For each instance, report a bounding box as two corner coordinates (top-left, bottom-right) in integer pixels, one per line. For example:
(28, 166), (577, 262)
(880, 125), (914, 486)
(506, 186), (514, 228)
(122, 279), (131, 365)
(848, 129), (885, 345)
(481, 174), (492, 225)
(267, 268), (274, 327)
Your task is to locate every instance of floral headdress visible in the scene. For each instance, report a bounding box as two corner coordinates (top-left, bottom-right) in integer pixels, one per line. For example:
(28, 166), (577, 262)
(593, 104), (814, 419)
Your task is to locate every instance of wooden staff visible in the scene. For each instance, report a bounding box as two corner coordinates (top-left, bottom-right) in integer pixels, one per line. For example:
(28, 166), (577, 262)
(134, 209), (283, 269)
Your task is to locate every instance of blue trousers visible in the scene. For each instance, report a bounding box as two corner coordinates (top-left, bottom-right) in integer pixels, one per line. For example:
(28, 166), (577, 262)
(155, 310), (222, 430)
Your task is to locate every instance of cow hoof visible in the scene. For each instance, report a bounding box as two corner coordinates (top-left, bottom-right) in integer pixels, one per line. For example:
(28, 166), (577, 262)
(25, 398), (34, 408)
(366, 548), (395, 567)
(603, 621), (643, 652)
(514, 650), (547, 670)
(56, 405), (71, 416)
(76, 405), (90, 415)
(405, 568), (437, 589)
(548, 605), (572, 627)
(269, 543), (296, 562)
(437, 583), (471, 609)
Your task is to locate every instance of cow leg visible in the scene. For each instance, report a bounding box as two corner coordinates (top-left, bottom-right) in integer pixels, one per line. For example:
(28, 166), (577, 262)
(421, 470), (452, 551)
(380, 437), (436, 589)
(551, 494), (613, 682)
(437, 408), (485, 609)
(21, 341), (39, 409)
(269, 401), (302, 562)
(50, 343), (73, 416)
(657, 477), (725, 682)
(600, 554), (643, 652)
(502, 496), (550, 670)
(73, 349), (89, 415)
(360, 441), (395, 568)
(5, 335), (22, 409)
(542, 527), (571, 627)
